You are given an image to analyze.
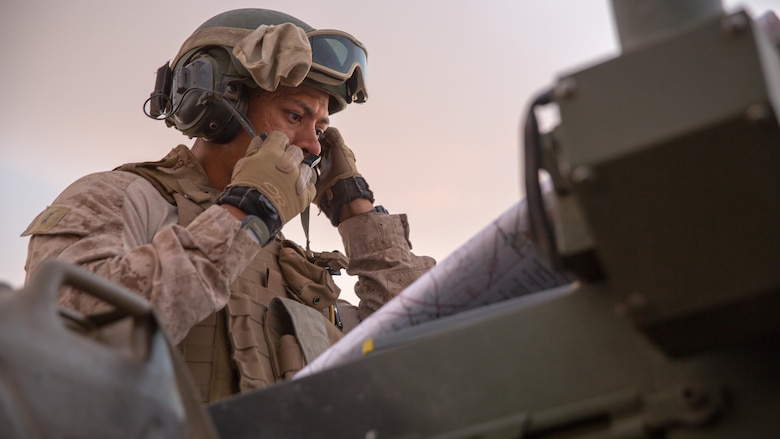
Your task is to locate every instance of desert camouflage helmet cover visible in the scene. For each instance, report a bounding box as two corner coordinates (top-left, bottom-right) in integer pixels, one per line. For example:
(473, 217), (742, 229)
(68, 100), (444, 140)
(171, 8), (368, 114)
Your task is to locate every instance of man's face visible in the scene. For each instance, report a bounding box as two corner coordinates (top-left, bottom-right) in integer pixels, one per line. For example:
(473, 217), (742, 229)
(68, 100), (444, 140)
(246, 85), (330, 156)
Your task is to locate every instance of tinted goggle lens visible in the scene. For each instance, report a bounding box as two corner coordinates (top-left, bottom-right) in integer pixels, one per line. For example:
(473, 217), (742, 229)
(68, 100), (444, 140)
(308, 30), (367, 93)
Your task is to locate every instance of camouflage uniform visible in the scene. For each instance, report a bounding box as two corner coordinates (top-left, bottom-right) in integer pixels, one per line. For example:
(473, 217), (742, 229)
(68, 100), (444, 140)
(23, 144), (435, 401)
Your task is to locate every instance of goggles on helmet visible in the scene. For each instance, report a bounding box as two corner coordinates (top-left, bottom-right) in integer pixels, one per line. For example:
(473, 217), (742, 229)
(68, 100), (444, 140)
(307, 29), (368, 104)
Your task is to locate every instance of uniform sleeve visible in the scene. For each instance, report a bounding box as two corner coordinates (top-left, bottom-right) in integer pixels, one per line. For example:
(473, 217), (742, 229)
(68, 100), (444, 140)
(22, 171), (259, 343)
(337, 212), (436, 322)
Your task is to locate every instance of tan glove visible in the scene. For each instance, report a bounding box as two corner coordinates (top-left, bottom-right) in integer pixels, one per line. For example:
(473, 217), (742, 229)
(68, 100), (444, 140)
(228, 131), (316, 224)
(315, 128), (360, 203)
(315, 127), (374, 225)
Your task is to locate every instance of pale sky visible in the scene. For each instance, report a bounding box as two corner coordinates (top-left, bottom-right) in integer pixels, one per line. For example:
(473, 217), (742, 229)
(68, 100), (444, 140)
(1, 0), (776, 303)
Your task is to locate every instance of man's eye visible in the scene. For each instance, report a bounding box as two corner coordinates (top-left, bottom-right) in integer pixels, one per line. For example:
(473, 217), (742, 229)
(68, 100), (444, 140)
(289, 112), (302, 122)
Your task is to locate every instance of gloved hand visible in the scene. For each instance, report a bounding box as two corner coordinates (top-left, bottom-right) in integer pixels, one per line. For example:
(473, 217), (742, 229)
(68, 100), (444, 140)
(315, 127), (374, 225)
(226, 131), (316, 225)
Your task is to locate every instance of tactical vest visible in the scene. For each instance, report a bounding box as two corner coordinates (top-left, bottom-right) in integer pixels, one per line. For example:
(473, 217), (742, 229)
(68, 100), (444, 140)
(117, 145), (343, 402)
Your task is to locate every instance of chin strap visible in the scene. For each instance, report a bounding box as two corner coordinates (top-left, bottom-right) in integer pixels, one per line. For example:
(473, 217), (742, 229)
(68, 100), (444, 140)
(301, 206), (313, 253)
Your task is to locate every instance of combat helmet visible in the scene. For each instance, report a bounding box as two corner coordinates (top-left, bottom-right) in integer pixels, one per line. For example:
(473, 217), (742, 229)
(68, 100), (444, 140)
(146, 8), (368, 143)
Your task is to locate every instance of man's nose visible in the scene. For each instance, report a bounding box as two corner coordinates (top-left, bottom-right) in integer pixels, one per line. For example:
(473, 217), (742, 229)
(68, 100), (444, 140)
(294, 129), (322, 156)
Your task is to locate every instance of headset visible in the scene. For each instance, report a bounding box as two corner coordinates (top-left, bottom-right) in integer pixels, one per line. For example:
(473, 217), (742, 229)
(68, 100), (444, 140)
(146, 47), (255, 143)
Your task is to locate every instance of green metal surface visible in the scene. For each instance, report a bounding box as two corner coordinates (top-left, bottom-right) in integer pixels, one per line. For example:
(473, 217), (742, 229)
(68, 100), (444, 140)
(552, 10), (780, 356)
(209, 283), (780, 438)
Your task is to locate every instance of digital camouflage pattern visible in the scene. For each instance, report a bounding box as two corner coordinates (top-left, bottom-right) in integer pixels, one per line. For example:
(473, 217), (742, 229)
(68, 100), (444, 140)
(22, 144), (435, 400)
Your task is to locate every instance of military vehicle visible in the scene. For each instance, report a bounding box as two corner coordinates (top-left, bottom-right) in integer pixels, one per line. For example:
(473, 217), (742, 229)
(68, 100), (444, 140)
(2, 0), (779, 437)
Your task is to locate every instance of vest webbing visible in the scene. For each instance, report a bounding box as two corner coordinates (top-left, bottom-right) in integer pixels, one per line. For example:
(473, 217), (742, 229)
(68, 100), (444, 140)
(118, 145), (342, 402)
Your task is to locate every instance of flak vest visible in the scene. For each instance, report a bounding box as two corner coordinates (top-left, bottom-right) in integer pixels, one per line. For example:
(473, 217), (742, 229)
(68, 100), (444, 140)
(117, 146), (343, 402)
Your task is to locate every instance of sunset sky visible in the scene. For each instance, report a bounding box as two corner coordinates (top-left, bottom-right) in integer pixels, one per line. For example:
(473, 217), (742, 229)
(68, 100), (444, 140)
(1, 0), (775, 303)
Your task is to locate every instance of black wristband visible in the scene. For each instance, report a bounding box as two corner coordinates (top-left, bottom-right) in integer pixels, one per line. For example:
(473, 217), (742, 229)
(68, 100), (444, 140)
(216, 186), (283, 241)
(320, 176), (375, 226)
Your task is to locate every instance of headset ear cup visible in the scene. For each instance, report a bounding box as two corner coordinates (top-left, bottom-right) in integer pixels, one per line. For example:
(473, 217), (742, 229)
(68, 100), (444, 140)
(206, 79), (249, 144)
(167, 51), (250, 144)
(168, 57), (213, 135)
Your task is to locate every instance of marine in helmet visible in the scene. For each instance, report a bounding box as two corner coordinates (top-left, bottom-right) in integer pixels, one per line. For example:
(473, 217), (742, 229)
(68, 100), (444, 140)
(22, 8), (435, 402)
